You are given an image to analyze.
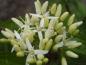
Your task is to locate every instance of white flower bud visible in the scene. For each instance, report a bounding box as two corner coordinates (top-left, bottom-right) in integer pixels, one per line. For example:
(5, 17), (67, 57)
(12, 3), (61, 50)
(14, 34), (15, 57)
(66, 51), (79, 58)
(5, 28), (15, 37)
(61, 57), (67, 65)
(65, 41), (82, 48)
(35, 0), (41, 14)
(60, 12), (69, 21)
(42, 1), (48, 14)
(1, 30), (14, 38)
(50, 3), (57, 15)
(36, 60), (42, 65)
(68, 14), (75, 26)
(11, 18), (23, 28)
(25, 13), (30, 24)
(37, 54), (44, 60)
(16, 51), (24, 57)
(44, 39), (53, 50)
(55, 4), (62, 17)
(43, 58), (49, 64)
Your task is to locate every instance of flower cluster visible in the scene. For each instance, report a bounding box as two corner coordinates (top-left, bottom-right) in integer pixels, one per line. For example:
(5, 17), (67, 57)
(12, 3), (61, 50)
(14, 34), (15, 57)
(0, 0), (83, 65)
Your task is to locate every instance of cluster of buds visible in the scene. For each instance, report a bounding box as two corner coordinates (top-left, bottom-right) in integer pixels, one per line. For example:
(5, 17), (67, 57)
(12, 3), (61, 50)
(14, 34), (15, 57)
(0, 0), (83, 65)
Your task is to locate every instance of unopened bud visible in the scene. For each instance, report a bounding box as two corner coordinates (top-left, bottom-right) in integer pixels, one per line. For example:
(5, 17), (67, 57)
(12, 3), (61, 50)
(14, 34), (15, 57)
(44, 18), (49, 28)
(68, 21), (83, 34)
(60, 12), (69, 21)
(1, 30), (14, 38)
(55, 4), (62, 17)
(27, 57), (36, 64)
(44, 39), (53, 50)
(72, 29), (79, 35)
(42, 1), (48, 14)
(39, 38), (48, 50)
(16, 51), (24, 57)
(25, 13), (30, 24)
(0, 38), (9, 43)
(68, 14), (75, 26)
(65, 41), (82, 48)
(66, 51), (79, 58)
(61, 57), (67, 65)
(53, 42), (64, 51)
(37, 54), (44, 60)
(55, 22), (63, 31)
(55, 35), (63, 43)
(35, 0), (41, 14)
(11, 18), (23, 28)
(43, 58), (49, 64)
(50, 3), (57, 15)
(36, 60), (42, 65)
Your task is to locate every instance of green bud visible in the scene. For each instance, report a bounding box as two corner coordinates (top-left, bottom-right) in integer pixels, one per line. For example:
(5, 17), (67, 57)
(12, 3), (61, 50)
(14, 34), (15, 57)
(44, 18), (49, 28)
(10, 39), (18, 45)
(73, 29), (79, 35)
(61, 57), (67, 65)
(60, 12), (69, 21)
(16, 51), (24, 57)
(55, 22), (63, 31)
(42, 1), (48, 14)
(36, 60), (42, 65)
(50, 3), (57, 15)
(39, 38), (48, 50)
(68, 21), (83, 34)
(68, 14), (75, 26)
(11, 18), (23, 28)
(37, 54), (44, 60)
(0, 38), (9, 43)
(66, 51), (79, 58)
(55, 4), (62, 17)
(27, 57), (36, 64)
(44, 39), (53, 50)
(13, 44), (21, 52)
(55, 35), (63, 43)
(43, 58), (49, 64)
(35, 0), (41, 14)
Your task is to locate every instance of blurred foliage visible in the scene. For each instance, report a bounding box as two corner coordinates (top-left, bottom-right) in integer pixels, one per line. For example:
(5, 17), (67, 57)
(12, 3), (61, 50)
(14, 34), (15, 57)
(0, 0), (86, 65)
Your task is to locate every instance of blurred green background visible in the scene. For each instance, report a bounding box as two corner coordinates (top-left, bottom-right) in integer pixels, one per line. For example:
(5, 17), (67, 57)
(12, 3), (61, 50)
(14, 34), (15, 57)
(0, 0), (86, 65)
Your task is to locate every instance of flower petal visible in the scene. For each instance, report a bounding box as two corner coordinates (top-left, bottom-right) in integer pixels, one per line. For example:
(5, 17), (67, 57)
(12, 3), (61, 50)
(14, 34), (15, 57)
(14, 30), (21, 39)
(34, 50), (48, 54)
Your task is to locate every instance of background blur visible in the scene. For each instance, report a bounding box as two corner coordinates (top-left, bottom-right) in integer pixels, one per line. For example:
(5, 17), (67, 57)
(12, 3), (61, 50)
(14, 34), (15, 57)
(0, 0), (86, 65)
